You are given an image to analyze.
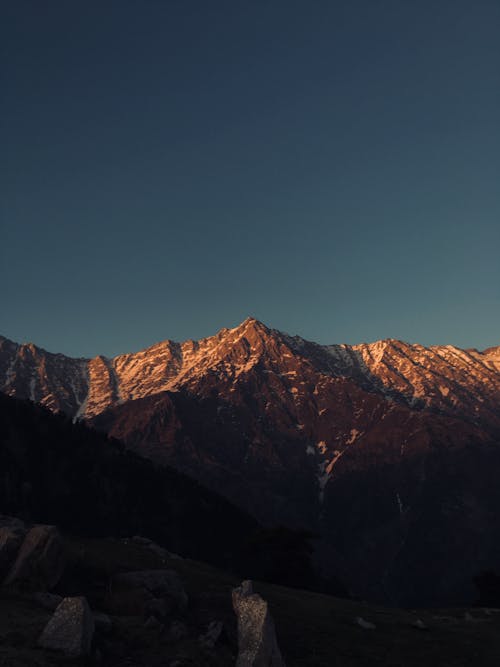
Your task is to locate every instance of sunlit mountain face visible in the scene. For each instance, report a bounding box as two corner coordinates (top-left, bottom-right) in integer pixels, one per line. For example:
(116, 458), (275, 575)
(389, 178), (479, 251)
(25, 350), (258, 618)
(2, 318), (500, 606)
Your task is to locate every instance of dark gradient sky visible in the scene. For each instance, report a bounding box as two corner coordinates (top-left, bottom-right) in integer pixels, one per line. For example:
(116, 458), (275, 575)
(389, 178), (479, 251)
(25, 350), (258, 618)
(2, 1), (499, 357)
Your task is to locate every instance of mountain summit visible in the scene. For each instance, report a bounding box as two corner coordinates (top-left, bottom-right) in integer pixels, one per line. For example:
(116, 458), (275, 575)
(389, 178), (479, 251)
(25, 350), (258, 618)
(2, 319), (500, 605)
(1, 318), (499, 425)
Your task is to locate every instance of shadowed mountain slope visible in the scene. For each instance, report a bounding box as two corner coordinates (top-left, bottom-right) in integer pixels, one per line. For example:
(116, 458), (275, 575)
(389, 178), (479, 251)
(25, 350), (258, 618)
(2, 319), (500, 605)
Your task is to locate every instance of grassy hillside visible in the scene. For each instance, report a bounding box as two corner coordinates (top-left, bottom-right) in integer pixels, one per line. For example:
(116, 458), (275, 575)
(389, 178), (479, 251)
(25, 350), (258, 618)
(2, 534), (500, 666)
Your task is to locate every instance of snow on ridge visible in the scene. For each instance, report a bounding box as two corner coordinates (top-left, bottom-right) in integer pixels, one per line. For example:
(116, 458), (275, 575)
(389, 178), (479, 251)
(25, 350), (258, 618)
(29, 376), (36, 402)
(346, 428), (362, 445)
(3, 355), (17, 387)
(73, 362), (90, 421)
(305, 441), (346, 503)
(324, 344), (355, 367)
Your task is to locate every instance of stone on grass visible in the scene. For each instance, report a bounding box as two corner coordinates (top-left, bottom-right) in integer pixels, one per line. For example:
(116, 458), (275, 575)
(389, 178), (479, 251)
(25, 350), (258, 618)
(4, 525), (65, 591)
(31, 591), (63, 611)
(38, 596), (95, 657)
(0, 526), (25, 580)
(144, 615), (163, 631)
(106, 569), (188, 617)
(199, 619), (224, 649)
(411, 618), (428, 630)
(93, 610), (113, 634)
(355, 616), (376, 630)
(232, 580), (285, 667)
(166, 620), (188, 642)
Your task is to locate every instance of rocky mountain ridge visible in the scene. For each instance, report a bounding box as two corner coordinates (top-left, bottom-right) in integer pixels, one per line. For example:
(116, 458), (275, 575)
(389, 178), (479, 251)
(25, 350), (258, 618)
(2, 318), (500, 426)
(2, 319), (500, 605)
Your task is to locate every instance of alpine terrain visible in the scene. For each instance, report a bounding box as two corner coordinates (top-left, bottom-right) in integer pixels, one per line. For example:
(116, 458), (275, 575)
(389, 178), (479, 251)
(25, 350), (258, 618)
(2, 318), (500, 606)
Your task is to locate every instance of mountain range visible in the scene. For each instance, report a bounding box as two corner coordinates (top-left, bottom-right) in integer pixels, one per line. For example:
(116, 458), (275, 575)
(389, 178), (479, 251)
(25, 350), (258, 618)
(2, 317), (500, 605)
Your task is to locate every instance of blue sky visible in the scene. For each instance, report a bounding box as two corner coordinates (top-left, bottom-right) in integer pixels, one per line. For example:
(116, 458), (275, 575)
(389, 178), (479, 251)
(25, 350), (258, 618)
(2, 1), (499, 357)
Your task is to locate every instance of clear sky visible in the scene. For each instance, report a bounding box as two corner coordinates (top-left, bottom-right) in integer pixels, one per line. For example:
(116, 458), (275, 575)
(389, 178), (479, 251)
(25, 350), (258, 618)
(2, 0), (499, 357)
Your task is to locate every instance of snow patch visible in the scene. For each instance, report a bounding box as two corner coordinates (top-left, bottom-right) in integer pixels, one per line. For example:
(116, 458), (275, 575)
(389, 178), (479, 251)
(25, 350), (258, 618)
(345, 428), (362, 445)
(29, 376), (36, 402)
(3, 356), (17, 387)
(317, 461), (330, 503)
(73, 363), (90, 422)
(396, 493), (404, 515)
(317, 441), (327, 454)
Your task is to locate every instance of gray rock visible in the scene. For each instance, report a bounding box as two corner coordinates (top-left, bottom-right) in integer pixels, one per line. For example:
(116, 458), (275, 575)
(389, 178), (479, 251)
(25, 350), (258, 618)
(0, 516), (26, 531)
(93, 610), (113, 634)
(147, 542), (170, 560)
(130, 535), (179, 561)
(411, 618), (428, 630)
(132, 535), (153, 546)
(145, 596), (170, 619)
(199, 619), (224, 649)
(166, 620), (188, 642)
(232, 580), (285, 667)
(38, 596), (95, 657)
(106, 569), (188, 617)
(355, 616), (376, 630)
(31, 591), (63, 611)
(143, 615), (163, 631)
(0, 525), (25, 580)
(4, 524), (65, 591)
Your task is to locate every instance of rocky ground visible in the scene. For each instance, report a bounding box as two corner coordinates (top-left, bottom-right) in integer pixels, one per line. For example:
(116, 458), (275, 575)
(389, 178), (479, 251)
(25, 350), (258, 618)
(1, 529), (500, 666)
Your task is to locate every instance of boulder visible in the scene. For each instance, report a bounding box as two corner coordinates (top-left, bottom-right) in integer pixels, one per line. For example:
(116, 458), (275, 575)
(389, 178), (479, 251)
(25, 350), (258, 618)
(232, 580), (285, 667)
(105, 570), (188, 617)
(0, 516), (26, 531)
(166, 620), (188, 642)
(4, 524), (65, 591)
(131, 535), (179, 561)
(199, 619), (224, 649)
(144, 615), (163, 631)
(31, 591), (63, 611)
(0, 525), (25, 580)
(93, 610), (113, 635)
(38, 596), (95, 657)
(131, 535), (153, 546)
(355, 616), (376, 630)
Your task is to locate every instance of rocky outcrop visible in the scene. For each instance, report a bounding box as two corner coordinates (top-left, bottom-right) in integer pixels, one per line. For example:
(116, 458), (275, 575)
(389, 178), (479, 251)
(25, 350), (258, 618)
(93, 610), (113, 635)
(199, 619), (224, 649)
(4, 524), (65, 591)
(38, 596), (95, 657)
(0, 521), (25, 580)
(31, 591), (63, 611)
(3, 319), (500, 427)
(232, 580), (285, 667)
(105, 569), (188, 618)
(1, 518), (65, 591)
(3, 320), (500, 606)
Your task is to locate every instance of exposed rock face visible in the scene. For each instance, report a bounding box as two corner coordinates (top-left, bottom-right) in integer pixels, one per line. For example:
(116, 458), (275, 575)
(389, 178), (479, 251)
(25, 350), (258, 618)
(0, 336), (88, 416)
(31, 591), (63, 611)
(38, 596), (95, 657)
(93, 610), (112, 634)
(105, 569), (188, 618)
(199, 619), (224, 649)
(4, 524), (65, 591)
(0, 524), (25, 580)
(232, 580), (285, 667)
(2, 319), (499, 427)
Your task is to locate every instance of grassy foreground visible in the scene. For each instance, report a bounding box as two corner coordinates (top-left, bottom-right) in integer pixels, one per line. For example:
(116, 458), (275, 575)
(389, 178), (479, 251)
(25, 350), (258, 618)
(1, 535), (500, 666)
